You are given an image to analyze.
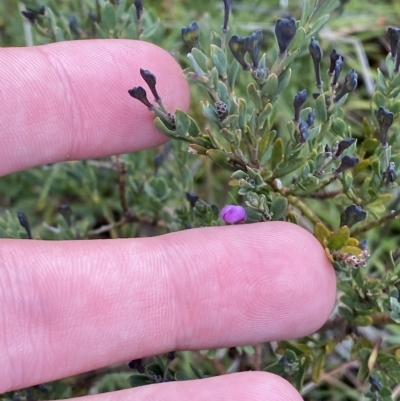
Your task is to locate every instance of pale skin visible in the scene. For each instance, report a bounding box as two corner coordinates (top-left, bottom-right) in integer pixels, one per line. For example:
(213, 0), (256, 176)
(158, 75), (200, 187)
(0, 40), (337, 399)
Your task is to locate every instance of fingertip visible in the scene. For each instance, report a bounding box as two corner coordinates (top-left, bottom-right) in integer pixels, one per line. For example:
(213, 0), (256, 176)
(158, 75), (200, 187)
(0, 40), (190, 174)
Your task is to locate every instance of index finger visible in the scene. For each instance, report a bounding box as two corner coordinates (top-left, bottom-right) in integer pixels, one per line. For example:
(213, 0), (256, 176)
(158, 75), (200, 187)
(0, 39), (190, 176)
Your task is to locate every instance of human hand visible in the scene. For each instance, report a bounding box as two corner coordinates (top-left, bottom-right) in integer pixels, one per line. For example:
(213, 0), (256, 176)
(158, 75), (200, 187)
(0, 40), (336, 400)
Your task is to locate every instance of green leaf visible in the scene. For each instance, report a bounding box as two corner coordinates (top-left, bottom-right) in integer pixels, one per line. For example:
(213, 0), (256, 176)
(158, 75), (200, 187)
(247, 82), (262, 110)
(338, 306), (355, 320)
(202, 102), (222, 127)
(315, 94), (327, 122)
(227, 59), (240, 90)
(261, 73), (278, 100)
(271, 197), (288, 220)
(270, 138), (284, 170)
(330, 118), (347, 137)
(129, 374), (151, 387)
(372, 91), (386, 108)
(327, 226), (350, 250)
(314, 222), (331, 246)
(141, 19), (161, 40)
(288, 27), (306, 52)
(275, 68), (292, 97)
(191, 48), (211, 73)
(377, 68), (387, 94)
(210, 44), (227, 76)
(273, 157), (306, 178)
(307, 14), (330, 38)
(257, 103), (273, 129)
(258, 130), (276, 161)
(206, 149), (236, 171)
(300, 0), (313, 28)
(101, 2), (116, 33)
(175, 109), (191, 137)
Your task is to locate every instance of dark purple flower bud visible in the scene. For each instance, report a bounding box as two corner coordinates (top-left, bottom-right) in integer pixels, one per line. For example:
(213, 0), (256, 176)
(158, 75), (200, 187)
(376, 106), (394, 147)
(181, 21), (200, 49)
(128, 86), (153, 109)
(222, 0), (231, 32)
(17, 211), (32, 239)
(369, 375), (382, 393)
(388, 27), (400, 58)
(293, 89), (307, 122)
(333, 69), (358, 103)
(332, 56), (344, 87)
(395, 40), (400, 73)
(129, 359), (144, 373)
(335, 155), (359, 173)
(383, 161), (397, 185)
(221, 205), (246, 224)
(275, 18), (296, 56)
(334, 138), (355, 158)
(186, 192), (200, 208)
(88, 10), (98, 23)
(309, 37), (323, 88)
(306, 110), (316, 127)
(21, 9), (36, 24)
(328, 49), (340, 75)
(69, 16), (80, 37)
(229, 35), (250, 70)
(340, 204), (367, 228)
(324, 144), (332, 158)
(140, 68), (160, 102)
(167, 351), (176, 361)
(38, 5), (46, 16)
(244, 30), (263, 69)
(134, 0), (143, 20)
(359, 239), (368, 250)
(298, 120), (309, 143)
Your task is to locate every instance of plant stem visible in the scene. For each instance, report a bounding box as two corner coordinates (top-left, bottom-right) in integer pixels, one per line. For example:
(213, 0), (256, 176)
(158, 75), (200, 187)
(350, 209), (400, 236)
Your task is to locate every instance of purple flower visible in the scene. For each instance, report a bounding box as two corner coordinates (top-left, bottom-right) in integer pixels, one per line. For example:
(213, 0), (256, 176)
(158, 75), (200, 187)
(221, 205), (246, 224)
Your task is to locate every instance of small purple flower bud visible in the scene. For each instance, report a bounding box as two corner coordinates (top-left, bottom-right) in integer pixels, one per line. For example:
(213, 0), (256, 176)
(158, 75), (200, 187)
(298, 120), (309, 143)
(324, 144), (332, 158)
(167, 351), (176, 361)
(359, 239), (368, 250)
(335, 155), (359, 173)
(388, 27), (400, 58)
(186, 192), (200, 208)
(328, 49), (340, 75)
(134, 0), (143, 20)
(181, 21), (200, 49)
(334, 138), (355, 158)
(376, 106), (394, 147)
(38, 5), (46, 16)
(222, 0), (232, 31)
(395, 40), (400, 73)
(306, 110), (316, 127)
(17, 211), (32, 239)
(129, 359), (144, 373)
(333, 69), (358, 103)
(221, 205), (246, 224)
(332, 56), (344, 87)
(21, 9), (36, 24)
(140, 68), (160, 102)
(69, 16), (80, 37)
(229, 35), (250, 70)
(275, 18), (296, 56)
(340, 204), (367, 228)
(244, 30), (263, 69)
(369, 375), (382, 393)
(383, 161), (397, 185)
(293, 89), (307, 122)
(128, 86), (153, 109)
(309, 37), (323, 88)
